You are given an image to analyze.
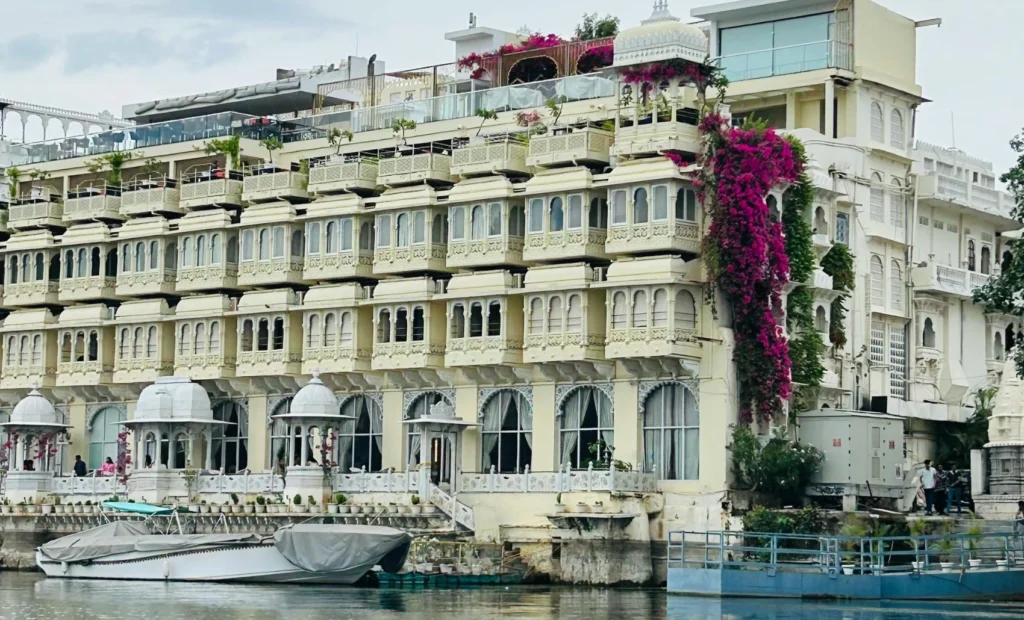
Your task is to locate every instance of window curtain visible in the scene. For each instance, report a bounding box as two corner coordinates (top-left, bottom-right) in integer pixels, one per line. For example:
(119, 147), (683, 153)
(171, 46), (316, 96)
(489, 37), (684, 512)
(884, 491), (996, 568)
(596, 390), (614, 454)
(481, 397), (502, 469)
(371, 400), (384, 458)
(560, 392), (581, 467)
(337, 414), (355, 471)
(519, 392), (533, 449)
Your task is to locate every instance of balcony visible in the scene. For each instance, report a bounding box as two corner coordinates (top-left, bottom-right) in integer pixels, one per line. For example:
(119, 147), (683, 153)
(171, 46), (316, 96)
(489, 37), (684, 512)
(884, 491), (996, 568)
(242, 163), (308, 203)
(606, 218), (700, 256)
(238, 205), (308, 287)
(370, 278), (447, 374)
(527, 125), (613, 168)
(175, 210), (239, 292)
(302, 196), (375, 282)
(715, 40), (853, 83)
(179, 169), (244, 210)
(57, 361), (113, 387)
(447, 237), (525, 269)
(174, 296), (236, 380)
(300, 284), (372, 377)
(55, 309), (116, 386)
(371, 190), (450, 276)
(450, 135), (528, 178)
(917, 172), (1014, 220)
(611, 108), (700, 160)
(116, 270), (176, 297)
(307, 156), (379, 195)
(63, 184), (123, 224)
(525, 227), (607, 263)
(59, 275), (118, 303)
(4, 281), (59, 307)
(234, 289), (303, 378)
(523, 264), (605, 367)
(120, 178), (182, 216)
(443, 271), (524, 371)
(112, 300), (176, 384)
(377, 151), (452, 187)
(9, 194), (63, 230)
(911, 262), (991, 299)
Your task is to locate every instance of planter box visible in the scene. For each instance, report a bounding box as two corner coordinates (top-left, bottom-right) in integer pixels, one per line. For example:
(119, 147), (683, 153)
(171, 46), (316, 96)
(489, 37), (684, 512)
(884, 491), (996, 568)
(527, 127), (613, 168)
(308, 159), (378, 195)
(451, 139), (528, 177)
(378, 153), (452, 186)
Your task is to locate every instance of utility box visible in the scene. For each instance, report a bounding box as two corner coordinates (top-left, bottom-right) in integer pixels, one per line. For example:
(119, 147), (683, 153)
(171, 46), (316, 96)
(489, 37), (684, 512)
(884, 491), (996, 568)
(798, 409), (906, 511)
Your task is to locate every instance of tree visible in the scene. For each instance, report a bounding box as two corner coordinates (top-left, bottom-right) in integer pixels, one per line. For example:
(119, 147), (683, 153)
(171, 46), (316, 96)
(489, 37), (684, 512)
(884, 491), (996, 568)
(259, 136), (283, 165)
(975, 128), (1024, 376)
(545, 96), (567, 127)
(327, 128), (354, 155)
(87, 152), (135, 186)
(391, 119), (417, 146)
(935, 388), (996, 469)
(5, 166), (21, 200)
(475, 109), (498, 136)
(574, 13), (620, 40)
(203, 135), (242, 170)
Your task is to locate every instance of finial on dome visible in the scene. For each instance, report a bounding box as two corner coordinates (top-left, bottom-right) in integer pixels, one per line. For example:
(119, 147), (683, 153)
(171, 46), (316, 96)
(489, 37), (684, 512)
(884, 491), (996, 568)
(644, 0), (679, 24)
(30, 381), (40, 393)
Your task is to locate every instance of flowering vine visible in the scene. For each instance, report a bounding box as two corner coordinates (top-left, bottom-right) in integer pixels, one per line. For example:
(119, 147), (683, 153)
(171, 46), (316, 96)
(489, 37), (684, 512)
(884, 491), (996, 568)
(319, 429), (338, 482)
(576, 44), (614, 74)
(457, 33), (565, 80)
(116, 428), (132, 486)
(34, 433), (60, 462)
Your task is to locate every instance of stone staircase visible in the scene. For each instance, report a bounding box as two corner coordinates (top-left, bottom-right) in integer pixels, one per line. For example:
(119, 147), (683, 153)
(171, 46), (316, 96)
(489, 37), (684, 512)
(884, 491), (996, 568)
(427, 484), (474, 532)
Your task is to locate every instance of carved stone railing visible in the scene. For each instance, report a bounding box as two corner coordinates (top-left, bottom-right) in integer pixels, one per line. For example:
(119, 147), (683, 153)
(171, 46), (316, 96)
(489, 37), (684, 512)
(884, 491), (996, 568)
(460, 464), (657, 494)
(196, 472), (284, 494)
(334, 470), (421, 493)
(427, 483), (474, 531)
(53, 475), (126, 496)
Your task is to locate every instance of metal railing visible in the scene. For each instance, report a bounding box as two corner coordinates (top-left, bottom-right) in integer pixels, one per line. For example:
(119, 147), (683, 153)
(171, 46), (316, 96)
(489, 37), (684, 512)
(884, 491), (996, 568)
(668, 529), (1024, 575)
(716, 40), (853, 83)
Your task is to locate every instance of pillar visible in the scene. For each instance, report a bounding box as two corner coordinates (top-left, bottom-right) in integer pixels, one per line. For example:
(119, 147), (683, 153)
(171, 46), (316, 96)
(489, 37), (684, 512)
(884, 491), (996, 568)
(532, 383), (556, 471)
(824, 79), (835, 139)
(381, 389), (404, 470)
(785, 92), (797, 130)
(247, 393), (268, 471)
(613, 380), (639, 469)
(67, 402), (88, 474)
(456, 384), (478, 473)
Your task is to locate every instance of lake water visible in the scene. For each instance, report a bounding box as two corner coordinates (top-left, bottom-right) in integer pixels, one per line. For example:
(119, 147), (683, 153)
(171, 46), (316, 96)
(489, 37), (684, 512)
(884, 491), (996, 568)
(1, 573), (1022, 619)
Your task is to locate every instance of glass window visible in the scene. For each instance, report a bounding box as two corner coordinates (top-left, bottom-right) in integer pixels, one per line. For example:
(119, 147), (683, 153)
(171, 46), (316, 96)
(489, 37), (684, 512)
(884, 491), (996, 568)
(412, 307), (424, 341)
(675, 188), (697, 221)
(529, 298), (544, 334)
(589, 197), (607, 229)
(632, 290), (648, 328)
(548, 297), (563, 332)
(337, 396), (384, 473)
(395, 307), (409, 342)
(242, 230), (255, 261)
(377, 309), (391, 343)
(241, 319), (253, 352)
(614, 190), (629, 225)
(567, 295), (582, 333)
(451, 304), (466, 339)
(432, 213), (446, 244)
(487, 301), (501, 336)
(257, 318), (269, 351)
(508, 204), (524, 236)
(567, 194), (583, 229)
(211, 234), (222, 264)
(377, 215), (392, 247)
(675, 291), (697, 329)
(559, 387), (614, 469)
(257, 229), (269, 260)
(211, 401), (248, 474)
(272, 227), (285, 258)
(549, 197), (564, 232)
(481, 391), (532, 474)
(652, 289), (668, 326)
(396, 213), (409, 247)
(272, 317), (285, 350)
(633, 188), (649, 224)
(196, 235), (206, 266)
(325, 221), (338, 253)
(64, 249), (74, 278)
(360, 221), (373, 250)
(88, 406), (126, 470)
(413, 211), (426, 244)
(488, 202), (502, 236)
(835, 212), (850, 245)
(870, 255), (884, 306)
(340, 312), (353, 346)
(323, 313), (336, 347)
(469, 303), (484, 337)
(771, 14), (829, 75)
(451, 206), (466, 240)
(340, 218), (353, 251)
(642, 384), (699, 480)
(612, 292), (627, 329)
(307, 222), (321, 255)
(528, 198), (544, 233)
(471, 205), (485, 240)
(653, 185), (669, 221)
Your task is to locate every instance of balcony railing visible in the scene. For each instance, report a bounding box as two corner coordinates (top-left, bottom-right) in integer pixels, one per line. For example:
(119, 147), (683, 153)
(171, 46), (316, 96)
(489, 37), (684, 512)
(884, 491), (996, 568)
(716, 40), (854, 83)
(912, 262), (992, 298)
(919, 172), (1014, 219)
(461, 464), (658, 494)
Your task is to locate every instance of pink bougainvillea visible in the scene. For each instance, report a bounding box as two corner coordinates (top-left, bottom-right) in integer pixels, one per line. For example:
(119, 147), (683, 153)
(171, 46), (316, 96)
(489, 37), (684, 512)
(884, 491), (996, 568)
(576, 44), (614, 74)
(457, 33), (566, 80)
(116, 428), (132, 486)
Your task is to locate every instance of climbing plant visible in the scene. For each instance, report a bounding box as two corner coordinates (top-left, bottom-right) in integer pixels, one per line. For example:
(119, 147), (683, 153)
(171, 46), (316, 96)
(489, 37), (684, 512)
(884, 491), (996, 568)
(203, 135), (242, 170)
(821, 244), (855, 349)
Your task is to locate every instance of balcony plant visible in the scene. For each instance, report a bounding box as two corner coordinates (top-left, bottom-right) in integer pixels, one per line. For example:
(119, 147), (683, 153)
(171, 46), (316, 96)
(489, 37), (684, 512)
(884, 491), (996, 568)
(6, 166), (21, 200)
(474, 109), (499, 137)
(202, 135), (242, 170)
(0, 498), (10, 515)
(554, 493), (565, 514)
(292, 493), (303, 514)
(259, 136), (283, 166)
(392, 119), (417, 147)
(545, 96), (568, 128)
(243, 500), (255, 514)
(308, 496), (321, 514)
(254, 495), (266, 514)
(966, 520), (984, 569)
(410, 494), (421, 516)
(574, 13), (620, 40)
(327, 128), (354, 160)
(87, 151), (135, 187)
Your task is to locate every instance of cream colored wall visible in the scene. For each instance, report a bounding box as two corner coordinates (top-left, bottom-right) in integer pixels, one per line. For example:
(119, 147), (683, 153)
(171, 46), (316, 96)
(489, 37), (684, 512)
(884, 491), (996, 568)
(381, 389), (404, 470)
(853, 0), (920, 97)
(247, 394), (268, 471)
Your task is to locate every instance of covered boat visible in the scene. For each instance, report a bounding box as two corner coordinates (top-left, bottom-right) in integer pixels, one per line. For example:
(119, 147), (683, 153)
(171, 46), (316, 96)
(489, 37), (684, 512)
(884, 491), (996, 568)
(36, 519), (412, 584)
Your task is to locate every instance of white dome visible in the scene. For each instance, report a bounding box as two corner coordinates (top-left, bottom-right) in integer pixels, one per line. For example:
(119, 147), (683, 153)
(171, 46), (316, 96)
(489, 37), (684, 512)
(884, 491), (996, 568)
(289, 372), (339, 417)
(135, 376), (213, 423)
(613, 1), (708, 68)
(11, 387), (62, 426)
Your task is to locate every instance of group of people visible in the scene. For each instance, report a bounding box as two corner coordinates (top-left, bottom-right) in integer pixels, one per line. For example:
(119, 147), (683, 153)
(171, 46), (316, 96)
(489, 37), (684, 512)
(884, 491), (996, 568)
(71, 455), (117, 477)
(918, 459), (968, 516)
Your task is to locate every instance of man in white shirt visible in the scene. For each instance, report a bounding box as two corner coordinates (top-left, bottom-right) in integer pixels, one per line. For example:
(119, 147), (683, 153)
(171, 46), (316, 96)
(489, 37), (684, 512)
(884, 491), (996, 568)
(919, 459), (937, 515)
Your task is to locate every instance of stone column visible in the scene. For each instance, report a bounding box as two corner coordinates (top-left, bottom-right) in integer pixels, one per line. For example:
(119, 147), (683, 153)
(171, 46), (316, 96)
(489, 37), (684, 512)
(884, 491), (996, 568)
(532, 383), (556, 472)
(381, 389), (404, 470)
(246, 394), (268, 471)
(613, 380), (639, 469)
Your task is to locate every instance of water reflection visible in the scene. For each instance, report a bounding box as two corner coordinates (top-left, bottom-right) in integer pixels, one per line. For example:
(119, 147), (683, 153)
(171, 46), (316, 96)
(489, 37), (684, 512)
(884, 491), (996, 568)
(0, 574), (1021, 619)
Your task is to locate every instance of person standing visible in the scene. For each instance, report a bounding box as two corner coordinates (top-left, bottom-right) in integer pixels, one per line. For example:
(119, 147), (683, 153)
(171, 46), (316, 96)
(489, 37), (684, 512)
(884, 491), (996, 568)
(1015, 501), (1024, 533)
(947, 469), (965, 516)
(919, 460), (937, 515)
(934, 464), (949, 516)
(73, 455), (87, 477)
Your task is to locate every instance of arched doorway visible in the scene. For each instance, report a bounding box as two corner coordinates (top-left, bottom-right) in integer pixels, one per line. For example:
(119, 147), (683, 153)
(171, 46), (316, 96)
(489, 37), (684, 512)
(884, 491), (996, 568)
(338, 395), (383, 472)
(211, 400), (248, 474)
(87, 406), (126, 470)
(558, 386), (613, 469)
(480, 390), (532, 474)
(507, 56), (557, 84)
(642, 383), (699, 480)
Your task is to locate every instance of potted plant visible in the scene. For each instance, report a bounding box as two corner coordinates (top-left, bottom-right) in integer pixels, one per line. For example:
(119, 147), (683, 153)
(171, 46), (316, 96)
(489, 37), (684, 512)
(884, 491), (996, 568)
(554, 493), (566, 514)
(188, 497), (201, 513)
(410, 495), (421, 516)
(335, 493), (349, 515)
(421, 500), (437, 515)
(40, 497), (53, 515)
(1, 498), (10, 515)
(308, 496), (321, 514)
(576, 501), (589, 514)
(292, 494), (304, 514)
(591, 500), (605, 514)
(255, 495), (266, 514)
(966, 521), (983, 569)
(84, 500), (94, 515)
(259, 136), (283, 168)
(327, 128), (354, 163)
(327, 495), (339, 514)
(244, 501), (255, 514)
(13, 500), (25, 515)
(74, 501), (85, 515)
(839, 519), (868, 575)
(936, 537), (956, 572)
(474, 108), (498, 137)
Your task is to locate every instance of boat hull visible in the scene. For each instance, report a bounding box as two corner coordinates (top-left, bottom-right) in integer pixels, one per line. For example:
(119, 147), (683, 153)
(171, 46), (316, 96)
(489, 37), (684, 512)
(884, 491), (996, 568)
(36, 544), (371, 584)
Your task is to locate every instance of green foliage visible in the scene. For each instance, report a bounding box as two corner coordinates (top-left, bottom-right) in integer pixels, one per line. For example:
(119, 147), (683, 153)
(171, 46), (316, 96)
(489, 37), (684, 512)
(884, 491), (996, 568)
(574, 13), (620, 40)
(203, 135), (242, 170)
(259, 136), (283, 163)
(782, 139), (816, 284)
(742, 505), (826, 535)
(87, 151), (135, 186)
(786, 286), (825, 392)
(327, 128), (354, 154)
(392, 118), (417, 144)
(6, 166), (21, 199)
(293, 493), (302, 505)
(936, 387), (996, 469)
(307, 495), (317, 506)
(475, 108), (499, 136)
(545, 96), (568, 126)
(256, 495), (265, 506)
(731, 425), (824, 506)
(821, 244), (855, 349)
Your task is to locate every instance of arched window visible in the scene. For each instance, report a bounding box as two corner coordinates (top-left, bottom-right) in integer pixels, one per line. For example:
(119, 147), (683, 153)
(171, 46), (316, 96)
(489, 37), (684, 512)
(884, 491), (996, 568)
(88, 406), (126, 470)
(341, 218), (354, 251)
(470, 205), (485, 240)
(567, 294), (582, 333)
(340, 312), (353, 346)
(118, 328), (129, 359)
(211, 234), (222, 264)
(642, 383), (699, 480)
(256, 318), (269, 351)
(675, 290), (697, 329)
(481, 390), (532, 474)
(652, 289), (668, 327)
(1007, 325), (1017, 353)
(889, 109), (904, 149)
(18, 335), (27, 365)
(132, 327), (143, 359)
(413, 211), (426, 244)
(211, 401), (247, 474)
(870, 256), (885, 306)
(360, 220), (373, 250)
(890, 260), (902, 310)
(31, 253), (39, 281)
(90, 247), (101, 276)
(632, 290), (648, 328)
(529, 298), (544, 334)
(32, 334), (42, 365)
(241, 319), (254, 352)
(173, 433), (188, 469)
(559, 387), (613, 469)
(73, 331), (85, 362)
(61, 332), (72, 363)
(377, 309), (391, 343)
(148, 240), (159, 270)
(923, 318), (936, 348)
(146, 326), (157, 358)
(272, 317), (284, 350)
(196, 234), (207, 266)
(77, 248), (88, 278)
(258, 229), (269, 260)
(306, 223), (321, 256)
(182, 237), (193, 267)
(324, 221), (338, 253)
(194, 323), (206, 355)
(508, 204), (525, 236)
(548, 297), (563, 332)
(675, 188), (696, 222)
(870, 172), (884, 222)
(405, 392), (447, 467)
(395, 307), (409, 342)
(487, 203), (502, 237)
(323, 313), (336, 347)
(994, 332), (1004, 361)
(165, 241), (178, 271)
(549, 197), (564, 232)
(487, 301), (502, 336)
(307, 315), (321, 348)
(633, 187), (649, 224)
(870, 101), (884, 143)
(451, 304), (466, 338)
(1002, 250), (1013, 273)
(241, 230), (254, 261)
(469, 303), (484, 338)
(9, 255), (17, 284)
(5, 336), (15, 365)
(179, 324), (191, 355)
(611, 292), (627, 329)
(87, 331), (98, 361)
(981, 246), (992, 275)
(396, 213), (410, 247)
(64, 249), (74, 279)
(889, 179), (904, 228)
(290, 229), (303, 257)
(134, 242), (145, 273)
(968, 240), (976, 272)
(589, 197), (608, 228)
(337, 396), (384, 473)
(813, 206), (827, 235)
(450, 206), (466, 241)
(567, 195), (583, 229)
(611, 189), (627, 225)
(815, 306), (828, 332)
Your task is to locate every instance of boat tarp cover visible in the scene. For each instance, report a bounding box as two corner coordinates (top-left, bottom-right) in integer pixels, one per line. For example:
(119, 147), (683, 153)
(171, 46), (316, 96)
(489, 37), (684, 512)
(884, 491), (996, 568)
(273, 524), (412, 573)
(101, 501), (175, 516)
(38, 521), (263, 563)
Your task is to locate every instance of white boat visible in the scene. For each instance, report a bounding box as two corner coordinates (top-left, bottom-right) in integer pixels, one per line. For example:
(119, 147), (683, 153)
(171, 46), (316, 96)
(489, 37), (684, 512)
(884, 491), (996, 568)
(36, 503), (412, 584)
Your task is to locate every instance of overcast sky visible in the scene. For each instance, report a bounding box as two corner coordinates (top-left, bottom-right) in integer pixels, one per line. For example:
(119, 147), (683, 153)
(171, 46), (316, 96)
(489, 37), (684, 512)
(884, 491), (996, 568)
(1, 0), (1019, 174)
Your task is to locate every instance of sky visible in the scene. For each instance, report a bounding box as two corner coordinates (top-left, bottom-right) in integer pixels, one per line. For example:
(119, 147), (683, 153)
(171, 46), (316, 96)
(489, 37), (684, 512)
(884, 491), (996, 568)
(0, 0), (1020, 174)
